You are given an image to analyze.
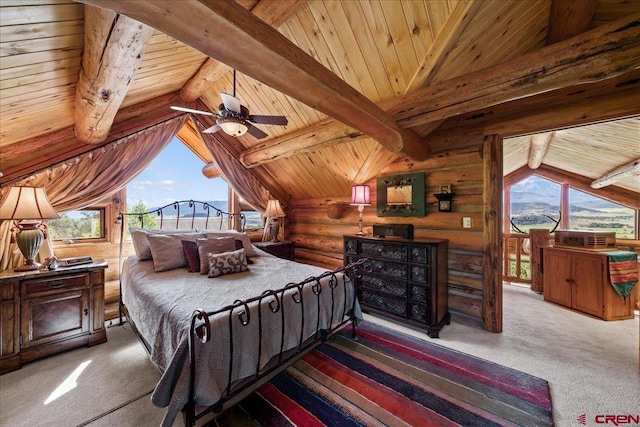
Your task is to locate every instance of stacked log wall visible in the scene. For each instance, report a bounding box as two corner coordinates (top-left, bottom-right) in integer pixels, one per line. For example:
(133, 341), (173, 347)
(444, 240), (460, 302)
(288, 145), (485, 327)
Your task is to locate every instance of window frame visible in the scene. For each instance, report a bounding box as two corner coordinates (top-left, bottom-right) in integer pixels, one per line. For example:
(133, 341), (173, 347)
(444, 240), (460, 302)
(49, 207), (107, 243)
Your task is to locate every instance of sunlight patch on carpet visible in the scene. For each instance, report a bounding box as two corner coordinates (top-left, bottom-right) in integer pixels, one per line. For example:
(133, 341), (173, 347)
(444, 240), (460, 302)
(44, 360), (91, 405)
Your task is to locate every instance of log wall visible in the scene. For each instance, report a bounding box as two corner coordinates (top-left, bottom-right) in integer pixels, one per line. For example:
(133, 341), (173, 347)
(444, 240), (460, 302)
(288, 144), (486, 328)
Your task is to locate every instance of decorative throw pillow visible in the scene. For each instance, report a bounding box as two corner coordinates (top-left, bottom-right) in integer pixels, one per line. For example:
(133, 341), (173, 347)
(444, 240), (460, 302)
(201, 231), (258, 257)
(197, 237), (237, 275)
(207, 248), (249, 278)
(182, 240), (200, 272)
(235, 239), (254, 264)
(147, 233), (204, 272)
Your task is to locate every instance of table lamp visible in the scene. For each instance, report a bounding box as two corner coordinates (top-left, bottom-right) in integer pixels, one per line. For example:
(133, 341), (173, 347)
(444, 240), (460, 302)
(350, 185), (371, 236)
(0, 186), (60, 271)
(264, 199), (285, 242)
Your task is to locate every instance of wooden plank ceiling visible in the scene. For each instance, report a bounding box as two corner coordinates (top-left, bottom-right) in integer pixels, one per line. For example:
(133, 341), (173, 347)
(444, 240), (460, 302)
(1, 0), (639, 200)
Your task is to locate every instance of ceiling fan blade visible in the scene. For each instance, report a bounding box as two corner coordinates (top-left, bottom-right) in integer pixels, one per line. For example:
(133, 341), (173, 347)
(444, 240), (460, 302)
(170, 106), (215, 116)
(202, 124), (221, 134)
(247, 124), (268, 139)
(248, 115), (288, 126)
(220, 93), (241, 114)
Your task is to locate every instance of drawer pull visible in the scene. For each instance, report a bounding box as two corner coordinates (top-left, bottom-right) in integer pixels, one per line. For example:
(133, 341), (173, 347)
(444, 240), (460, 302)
(48, 280), (67, 288)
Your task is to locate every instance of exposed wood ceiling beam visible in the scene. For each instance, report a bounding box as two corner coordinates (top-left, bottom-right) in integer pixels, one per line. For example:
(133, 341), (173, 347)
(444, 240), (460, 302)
(546, 0), (598, 45)
(527, 132), (554, 169)
(389, 13), (640, 130)
(590, 159), (640, 189)
(240, 119), (366, 168)
(78, 0), (430, 161)
(405, 0), (482, 92)
(0, 92), (186, 185)
(74, 6), (153, 144)
(428, 70), (640, 153)
(180, 0), (306, 102)
(236, 15), (640, 168)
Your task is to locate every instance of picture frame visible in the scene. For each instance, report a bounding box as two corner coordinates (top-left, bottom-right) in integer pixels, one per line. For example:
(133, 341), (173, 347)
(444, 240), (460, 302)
(376, 172), (426, 217)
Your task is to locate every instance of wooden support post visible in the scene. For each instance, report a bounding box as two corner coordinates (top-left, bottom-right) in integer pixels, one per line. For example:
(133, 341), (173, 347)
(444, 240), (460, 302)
(482, 134), (503, 333)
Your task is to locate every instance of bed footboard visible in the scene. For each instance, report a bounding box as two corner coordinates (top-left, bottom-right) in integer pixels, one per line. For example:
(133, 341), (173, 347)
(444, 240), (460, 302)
(183, 258), (369, 427)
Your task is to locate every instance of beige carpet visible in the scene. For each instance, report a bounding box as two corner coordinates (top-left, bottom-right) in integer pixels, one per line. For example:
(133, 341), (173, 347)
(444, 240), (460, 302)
(0, 285), (638, 427)
(0, 323), (163, 427)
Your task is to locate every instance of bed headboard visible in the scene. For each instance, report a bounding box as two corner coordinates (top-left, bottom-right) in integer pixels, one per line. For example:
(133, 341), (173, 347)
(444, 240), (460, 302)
(117, 200), (246, 268)
(117, 199), (245, 232)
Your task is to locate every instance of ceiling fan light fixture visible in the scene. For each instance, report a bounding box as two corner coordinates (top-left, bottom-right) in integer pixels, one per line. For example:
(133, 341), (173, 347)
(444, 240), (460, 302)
(218, 117), (249, 137)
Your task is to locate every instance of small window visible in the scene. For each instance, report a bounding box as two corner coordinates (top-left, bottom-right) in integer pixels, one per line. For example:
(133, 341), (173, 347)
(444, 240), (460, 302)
(242, 210), (263, 231)
(49, 208), (106, 241)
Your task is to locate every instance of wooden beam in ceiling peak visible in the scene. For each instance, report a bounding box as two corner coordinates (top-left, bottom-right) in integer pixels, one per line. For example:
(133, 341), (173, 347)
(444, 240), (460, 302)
(180, 0), (307, 103)
(389, 13), (640, 131)
(405, 0), (482, 92)
(527, 132), (554, 169)
(76, 0), (430, 161)
(74, 6), (154, 144)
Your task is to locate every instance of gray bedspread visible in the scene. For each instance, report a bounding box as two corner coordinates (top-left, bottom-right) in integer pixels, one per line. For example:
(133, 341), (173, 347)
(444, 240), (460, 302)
(121, 249), (360, 426)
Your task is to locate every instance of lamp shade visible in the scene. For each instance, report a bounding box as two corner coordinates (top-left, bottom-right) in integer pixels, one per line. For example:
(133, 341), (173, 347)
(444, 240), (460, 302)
(350, 185), (371, 205)
(0, 186), (60, 220)
(264, 199), (285, 217)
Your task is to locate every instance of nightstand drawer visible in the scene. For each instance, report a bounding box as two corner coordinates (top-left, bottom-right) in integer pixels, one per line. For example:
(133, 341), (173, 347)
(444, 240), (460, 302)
(21, 273), (89, 297)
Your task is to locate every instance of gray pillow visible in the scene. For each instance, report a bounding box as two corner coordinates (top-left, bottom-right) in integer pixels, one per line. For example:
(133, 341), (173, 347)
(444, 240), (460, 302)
(129, 227), (200, 260)
(147, 233), (205, 272)
(201, 231), (258, 257)
(197, 237), (237, 274)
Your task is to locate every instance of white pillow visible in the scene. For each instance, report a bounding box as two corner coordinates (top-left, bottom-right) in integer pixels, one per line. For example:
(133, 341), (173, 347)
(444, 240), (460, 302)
(147, 233), (205, 272)
(201, 231), (258, 257)
(196, 237), (237, 275)
(129, 227), (199, 260)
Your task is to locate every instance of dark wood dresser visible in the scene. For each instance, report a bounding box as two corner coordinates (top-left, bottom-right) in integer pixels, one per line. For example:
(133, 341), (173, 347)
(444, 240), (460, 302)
(0, 261), (108, 374)
(344, 236), (449, 338)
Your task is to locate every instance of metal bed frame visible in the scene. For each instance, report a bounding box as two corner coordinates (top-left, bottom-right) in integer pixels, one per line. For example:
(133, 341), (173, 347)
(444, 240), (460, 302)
(116, 200), (368, 426)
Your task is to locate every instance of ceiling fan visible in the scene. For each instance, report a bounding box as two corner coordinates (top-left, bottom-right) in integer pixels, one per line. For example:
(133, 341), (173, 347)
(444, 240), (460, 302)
(171, 70), (288, 139)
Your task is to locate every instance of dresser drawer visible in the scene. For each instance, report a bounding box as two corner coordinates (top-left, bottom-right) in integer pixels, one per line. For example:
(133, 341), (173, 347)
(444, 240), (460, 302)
(367, 258), (407, 280)
(22, 273), (89, 297)
(360, 241), (408, 262)
(359, 290), (407, 317)
(360, 275), (407, 298)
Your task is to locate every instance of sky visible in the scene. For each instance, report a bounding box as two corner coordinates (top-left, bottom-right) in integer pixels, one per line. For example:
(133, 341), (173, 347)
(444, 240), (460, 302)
(126, 137), (228, 209)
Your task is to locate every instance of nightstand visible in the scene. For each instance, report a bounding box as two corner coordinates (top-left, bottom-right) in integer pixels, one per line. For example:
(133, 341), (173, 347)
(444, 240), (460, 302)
(0, 261), (108, 374)
(255, 241), (295, 261)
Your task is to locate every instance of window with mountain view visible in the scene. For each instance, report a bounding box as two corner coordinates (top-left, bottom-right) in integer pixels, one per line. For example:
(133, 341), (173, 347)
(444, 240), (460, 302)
(509, 175), (636, 239)
(509, 176), (561, 232)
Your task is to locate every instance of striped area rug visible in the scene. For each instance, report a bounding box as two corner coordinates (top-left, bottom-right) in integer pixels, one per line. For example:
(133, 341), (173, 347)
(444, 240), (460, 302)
(215, 322), (553, 426)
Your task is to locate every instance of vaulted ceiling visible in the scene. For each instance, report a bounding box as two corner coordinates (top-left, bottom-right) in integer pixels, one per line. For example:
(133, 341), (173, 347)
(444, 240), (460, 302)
(1, 0), (639, 202)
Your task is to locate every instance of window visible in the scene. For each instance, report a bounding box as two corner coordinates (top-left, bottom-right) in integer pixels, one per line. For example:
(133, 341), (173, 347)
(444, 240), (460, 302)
(569, 188), (636, 239)
(49, 208), (106, 241)
(507, 174), (637, 238)
(509, 176), (561, 233)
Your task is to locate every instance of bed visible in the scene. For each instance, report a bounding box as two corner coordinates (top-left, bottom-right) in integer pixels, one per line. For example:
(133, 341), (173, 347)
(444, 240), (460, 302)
(117, 200), (367, 426)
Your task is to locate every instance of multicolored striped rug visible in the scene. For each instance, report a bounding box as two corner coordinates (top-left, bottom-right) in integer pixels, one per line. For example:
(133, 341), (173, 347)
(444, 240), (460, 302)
(214, 322), (553, 426)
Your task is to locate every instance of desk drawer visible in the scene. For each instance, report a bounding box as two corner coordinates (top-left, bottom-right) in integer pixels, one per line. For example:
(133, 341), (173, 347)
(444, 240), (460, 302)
(22, 274), (89, 297)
